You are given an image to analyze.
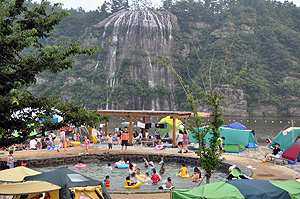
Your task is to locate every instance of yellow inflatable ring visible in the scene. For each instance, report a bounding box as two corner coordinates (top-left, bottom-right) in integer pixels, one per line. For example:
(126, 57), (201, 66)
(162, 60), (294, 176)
(136, 175), (146, 182)
(71, 141), (81, 146)
(176, 173), (190, 178)
(124, 181), (141, 188)
(191, 176), (201, 181)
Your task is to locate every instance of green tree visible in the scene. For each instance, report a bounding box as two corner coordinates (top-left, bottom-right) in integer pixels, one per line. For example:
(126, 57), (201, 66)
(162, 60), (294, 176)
(0, 0), (108, 147)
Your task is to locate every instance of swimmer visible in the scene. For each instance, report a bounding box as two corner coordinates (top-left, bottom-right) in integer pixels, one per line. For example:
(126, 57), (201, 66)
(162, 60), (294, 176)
(108, 163), (113, 170)
(149, 161), (155, 176)
(159, 177), (174, 189)
(177, 164), (187, 176)
(143, 157), (149, 168)
(104, 176), (110, 187)
(151, 169), (160, 185)
(75, 160), (86, 167)
(191, 167), (200, 182)
(119, 157), (125, 164)
(125, 176), (137, 187)
(159, 161), (165, 175)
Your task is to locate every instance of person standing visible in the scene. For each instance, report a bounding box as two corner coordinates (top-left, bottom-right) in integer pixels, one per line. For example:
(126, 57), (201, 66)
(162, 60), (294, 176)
(120, 127), (129, 153)
(49, 130), (56, 143)
(176, 130), (184, 153)
(29, 136), (38, 150)
(183, 130), (189, 153)
(107, 133), (113, 152)
(85, 136), (90, 154)
(7, 151), (17, 168)
(57, 129), (66, 152)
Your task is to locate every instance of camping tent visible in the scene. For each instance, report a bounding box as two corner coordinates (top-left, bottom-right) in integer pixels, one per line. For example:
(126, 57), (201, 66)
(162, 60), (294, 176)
(270, 127), (300, 150)
(282, 142), (300, 162)
(171, 179), (300, 199)
(0, 166), (41, 182)
(157, 116), (183, 137)
(189, 127), (258, 153)
(0, 167), (111, 199)
(221, 122), (247, 130)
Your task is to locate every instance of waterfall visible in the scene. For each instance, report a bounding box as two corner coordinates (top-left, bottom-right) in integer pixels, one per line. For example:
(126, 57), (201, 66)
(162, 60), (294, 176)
(96, 10), (178, 110)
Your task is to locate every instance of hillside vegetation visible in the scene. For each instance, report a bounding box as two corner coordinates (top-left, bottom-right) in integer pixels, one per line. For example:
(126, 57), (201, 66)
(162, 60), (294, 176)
(28, 0), (300, 116)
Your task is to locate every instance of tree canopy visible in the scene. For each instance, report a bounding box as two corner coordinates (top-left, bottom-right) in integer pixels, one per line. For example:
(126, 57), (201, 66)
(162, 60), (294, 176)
(0, 0), (109, 147)
(23, 0), (300, 116)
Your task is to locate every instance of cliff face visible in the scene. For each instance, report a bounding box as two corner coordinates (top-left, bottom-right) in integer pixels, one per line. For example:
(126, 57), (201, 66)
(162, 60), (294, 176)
(83, 10), (179, 111)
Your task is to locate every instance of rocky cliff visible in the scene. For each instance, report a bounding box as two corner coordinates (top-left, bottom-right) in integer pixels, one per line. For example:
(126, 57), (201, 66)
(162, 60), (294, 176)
(82, 10), (180, 111)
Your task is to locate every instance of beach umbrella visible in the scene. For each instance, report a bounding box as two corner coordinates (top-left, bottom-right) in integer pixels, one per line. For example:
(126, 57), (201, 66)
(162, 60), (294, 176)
(171, 179), (300, 199)
(157, 116), (183, 136)
(282, 142), (300, 162)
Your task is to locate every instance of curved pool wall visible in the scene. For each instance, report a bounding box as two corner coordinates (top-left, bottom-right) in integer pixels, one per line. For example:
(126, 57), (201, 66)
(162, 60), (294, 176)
(1, 153), (252, 193)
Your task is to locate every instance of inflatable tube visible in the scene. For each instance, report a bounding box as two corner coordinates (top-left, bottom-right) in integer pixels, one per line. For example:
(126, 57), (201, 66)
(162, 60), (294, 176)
(117, 164), (129, 169)
(161, 184), (174, 189)
(92, 136), (97, 144)
(136, 175), (146, 182)
(47, 147), (56, 150)
(75, 165), (87, 168)
(176, 173), (190, 178)
(191, 176), (201, 181)
(71, 141), (81, 146)
(155, 145), (163, 150)
(124, 181), (141, 188)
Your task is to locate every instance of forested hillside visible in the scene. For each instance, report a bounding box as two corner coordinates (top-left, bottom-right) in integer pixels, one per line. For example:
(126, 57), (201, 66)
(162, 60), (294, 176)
(27, 0), (300, 116)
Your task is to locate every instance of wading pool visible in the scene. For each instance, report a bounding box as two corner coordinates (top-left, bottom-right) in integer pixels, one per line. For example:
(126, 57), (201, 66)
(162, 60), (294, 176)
(33, 161), (227, 191)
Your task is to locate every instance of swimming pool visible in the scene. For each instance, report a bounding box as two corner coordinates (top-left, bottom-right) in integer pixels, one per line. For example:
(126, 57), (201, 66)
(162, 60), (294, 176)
(33, 161), (227, 191)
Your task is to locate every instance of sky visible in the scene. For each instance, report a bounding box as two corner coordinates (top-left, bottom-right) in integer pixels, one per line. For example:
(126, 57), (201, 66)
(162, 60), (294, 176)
(50, 0), (162, 11)
(49, 0), (300, 11)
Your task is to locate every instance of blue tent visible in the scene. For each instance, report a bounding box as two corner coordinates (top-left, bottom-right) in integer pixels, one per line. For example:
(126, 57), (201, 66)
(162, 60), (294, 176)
(221, 122), (247, 130)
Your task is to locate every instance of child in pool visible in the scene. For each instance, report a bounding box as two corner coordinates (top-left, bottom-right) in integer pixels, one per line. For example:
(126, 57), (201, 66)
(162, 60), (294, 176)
(191, 167), (201, 182)
(108, 163), (113, 170)
(85, 136), (90, 154)
(149, 161), (155, 176)
(177, 164), (187, 176)
(159, 161), (165, 175)
(159, 177), (175, 189)
(143, 157), (149, 168)
(119, 157), (125, 164)
(125, 176), (137, 187)
(151, 169), (160, 185)
(145, 172), (151, 182)
(75, 160), (86, 167)
(104, 176), (110, 187)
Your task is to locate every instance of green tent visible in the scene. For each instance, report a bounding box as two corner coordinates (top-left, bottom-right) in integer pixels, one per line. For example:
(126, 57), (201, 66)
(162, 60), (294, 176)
(189, 127), (257, 153)
(171, 179), (300, 199)
(270, 127), (300, 150)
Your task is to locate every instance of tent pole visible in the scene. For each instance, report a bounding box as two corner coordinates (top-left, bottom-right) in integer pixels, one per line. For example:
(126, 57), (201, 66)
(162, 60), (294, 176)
(292, 120), (295, 143)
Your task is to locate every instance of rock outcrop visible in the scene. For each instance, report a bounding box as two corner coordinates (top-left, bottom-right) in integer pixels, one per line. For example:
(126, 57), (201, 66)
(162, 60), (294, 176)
(84, 10), (179, 110)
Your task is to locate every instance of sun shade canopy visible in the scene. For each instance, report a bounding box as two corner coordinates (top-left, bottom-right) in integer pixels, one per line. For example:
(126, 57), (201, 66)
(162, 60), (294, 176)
(0, 181), (60, 195)
(0, 166), (41, 182)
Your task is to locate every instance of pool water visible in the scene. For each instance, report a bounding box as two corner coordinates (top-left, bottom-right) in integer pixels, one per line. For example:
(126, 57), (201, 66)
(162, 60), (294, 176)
(33, 162), (227, 191)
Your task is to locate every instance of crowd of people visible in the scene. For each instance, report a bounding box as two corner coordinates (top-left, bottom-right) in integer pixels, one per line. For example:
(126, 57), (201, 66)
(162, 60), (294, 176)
(99, 156), (202, 189)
